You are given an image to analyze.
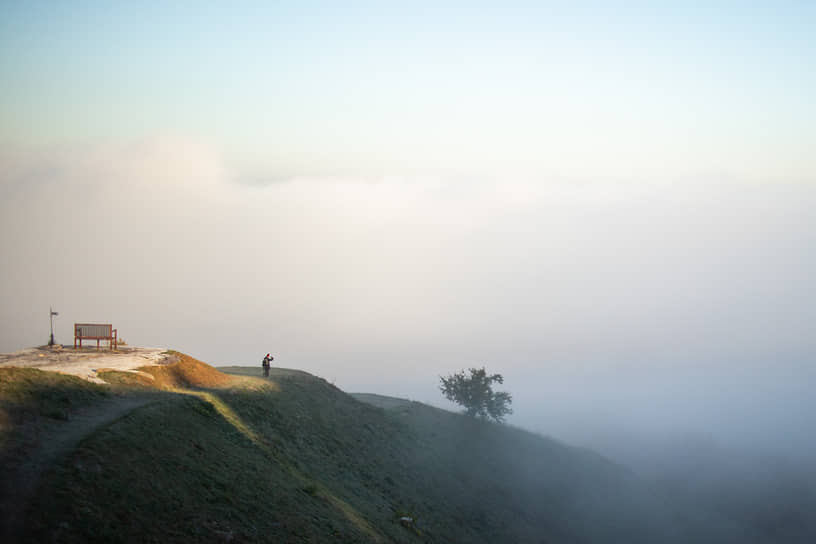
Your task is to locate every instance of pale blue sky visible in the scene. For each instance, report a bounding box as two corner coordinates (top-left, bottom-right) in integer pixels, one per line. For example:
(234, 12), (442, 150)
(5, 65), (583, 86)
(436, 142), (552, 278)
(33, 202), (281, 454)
(1, 1), (814, 180)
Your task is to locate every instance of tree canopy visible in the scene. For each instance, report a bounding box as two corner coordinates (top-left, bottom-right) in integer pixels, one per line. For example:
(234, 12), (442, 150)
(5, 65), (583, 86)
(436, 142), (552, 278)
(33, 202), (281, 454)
(439, 367), (513, 423)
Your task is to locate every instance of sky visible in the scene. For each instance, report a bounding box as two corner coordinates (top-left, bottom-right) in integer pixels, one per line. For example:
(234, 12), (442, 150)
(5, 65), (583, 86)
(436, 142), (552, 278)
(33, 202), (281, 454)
(1, 2), (815, 459)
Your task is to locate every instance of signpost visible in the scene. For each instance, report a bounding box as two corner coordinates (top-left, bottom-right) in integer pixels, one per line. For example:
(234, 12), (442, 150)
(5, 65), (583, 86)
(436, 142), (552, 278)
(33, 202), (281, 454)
(49, 307), (59, 346)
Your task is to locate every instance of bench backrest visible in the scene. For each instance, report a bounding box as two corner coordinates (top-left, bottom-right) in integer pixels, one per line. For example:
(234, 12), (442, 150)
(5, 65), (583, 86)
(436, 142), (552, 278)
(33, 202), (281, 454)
(74, 323), (113, 339)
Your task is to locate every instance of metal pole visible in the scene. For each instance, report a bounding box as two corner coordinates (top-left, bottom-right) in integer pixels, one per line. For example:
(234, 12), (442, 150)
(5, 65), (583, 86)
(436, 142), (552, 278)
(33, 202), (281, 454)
(49, 307), (58, 346)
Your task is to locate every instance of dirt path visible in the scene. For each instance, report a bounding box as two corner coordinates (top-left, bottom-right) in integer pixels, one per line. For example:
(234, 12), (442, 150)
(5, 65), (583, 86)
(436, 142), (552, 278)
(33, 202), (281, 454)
(0, 395), (157, 543)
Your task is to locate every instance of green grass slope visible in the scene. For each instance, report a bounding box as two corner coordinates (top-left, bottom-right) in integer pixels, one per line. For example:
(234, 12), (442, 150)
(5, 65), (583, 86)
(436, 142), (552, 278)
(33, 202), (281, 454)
(3, 359), (690, 543)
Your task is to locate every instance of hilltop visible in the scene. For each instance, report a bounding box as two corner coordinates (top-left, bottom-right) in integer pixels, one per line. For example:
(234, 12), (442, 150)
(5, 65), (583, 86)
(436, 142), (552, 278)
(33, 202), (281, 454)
(0, 348), (762, 542)
(0, 345), (172, 383)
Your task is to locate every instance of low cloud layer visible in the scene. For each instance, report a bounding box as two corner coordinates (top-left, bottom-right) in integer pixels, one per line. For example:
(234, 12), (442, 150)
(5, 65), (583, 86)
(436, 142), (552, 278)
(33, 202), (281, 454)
(2, 139), (814, 459)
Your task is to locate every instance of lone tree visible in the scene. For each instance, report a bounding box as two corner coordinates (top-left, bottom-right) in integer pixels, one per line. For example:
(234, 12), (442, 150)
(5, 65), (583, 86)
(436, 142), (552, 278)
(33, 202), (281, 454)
(439, 367), (513, 423)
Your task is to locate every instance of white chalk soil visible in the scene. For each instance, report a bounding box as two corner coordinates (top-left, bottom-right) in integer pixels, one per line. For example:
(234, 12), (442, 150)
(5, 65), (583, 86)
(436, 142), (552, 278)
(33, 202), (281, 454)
(0, 345), (173, 383)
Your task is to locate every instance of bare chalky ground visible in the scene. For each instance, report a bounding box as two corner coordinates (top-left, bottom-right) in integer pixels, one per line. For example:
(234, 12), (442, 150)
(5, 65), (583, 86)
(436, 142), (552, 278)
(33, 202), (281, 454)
(0, 346), (172, 383)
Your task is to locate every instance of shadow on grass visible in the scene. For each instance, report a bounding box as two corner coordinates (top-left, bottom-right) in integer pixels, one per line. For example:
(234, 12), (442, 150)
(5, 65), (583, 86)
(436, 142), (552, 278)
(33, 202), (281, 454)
(178, 386), (386, 542)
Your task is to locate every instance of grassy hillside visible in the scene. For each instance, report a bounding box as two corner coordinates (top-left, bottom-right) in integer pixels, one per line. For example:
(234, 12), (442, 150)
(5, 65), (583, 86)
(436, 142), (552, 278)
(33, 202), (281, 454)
(0, 356), (708, 542)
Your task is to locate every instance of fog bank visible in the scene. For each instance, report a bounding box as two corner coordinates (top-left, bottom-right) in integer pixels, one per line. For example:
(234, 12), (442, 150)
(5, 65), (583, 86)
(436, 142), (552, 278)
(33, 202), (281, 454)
(2, 141), (814, 463)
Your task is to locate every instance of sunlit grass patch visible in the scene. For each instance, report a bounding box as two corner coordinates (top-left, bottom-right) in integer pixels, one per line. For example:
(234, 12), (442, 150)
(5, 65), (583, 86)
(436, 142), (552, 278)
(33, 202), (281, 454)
(225, 375), (281, 393)
(137, 352), (232, 389)
(96, 369), (156, 389)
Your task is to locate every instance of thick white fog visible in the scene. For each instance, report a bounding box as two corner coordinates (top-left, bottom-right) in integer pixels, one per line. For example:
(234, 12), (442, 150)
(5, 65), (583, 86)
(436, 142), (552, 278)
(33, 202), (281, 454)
(1, 140), (814, 462)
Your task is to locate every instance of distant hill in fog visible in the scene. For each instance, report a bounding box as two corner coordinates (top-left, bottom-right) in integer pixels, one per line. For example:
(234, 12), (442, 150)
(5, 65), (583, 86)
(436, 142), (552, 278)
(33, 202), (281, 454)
(2, 354), (813, 542)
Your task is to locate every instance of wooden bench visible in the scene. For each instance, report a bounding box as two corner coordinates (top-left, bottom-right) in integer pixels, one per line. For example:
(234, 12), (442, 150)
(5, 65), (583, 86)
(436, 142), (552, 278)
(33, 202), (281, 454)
(74, 323), (118, 351)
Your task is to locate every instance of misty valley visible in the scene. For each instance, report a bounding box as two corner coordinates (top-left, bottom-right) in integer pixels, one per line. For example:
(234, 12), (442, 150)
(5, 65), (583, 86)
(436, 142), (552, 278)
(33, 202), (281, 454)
(2, 352), (815, 542)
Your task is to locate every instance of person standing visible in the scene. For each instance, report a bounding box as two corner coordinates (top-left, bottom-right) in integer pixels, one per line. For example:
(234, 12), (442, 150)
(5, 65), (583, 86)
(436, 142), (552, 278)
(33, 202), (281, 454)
(262, 353), (273, 377)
